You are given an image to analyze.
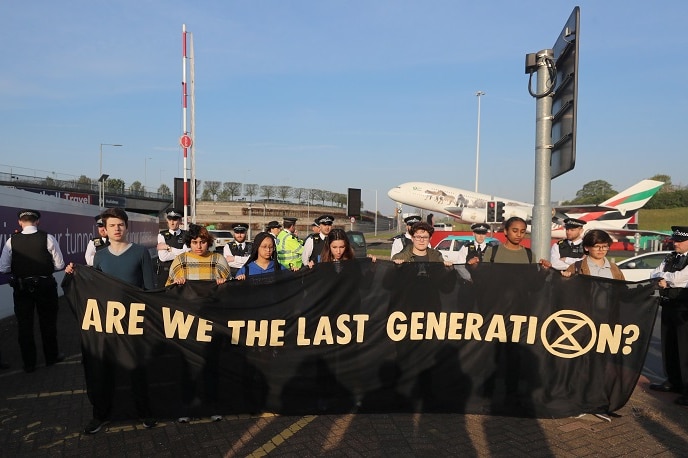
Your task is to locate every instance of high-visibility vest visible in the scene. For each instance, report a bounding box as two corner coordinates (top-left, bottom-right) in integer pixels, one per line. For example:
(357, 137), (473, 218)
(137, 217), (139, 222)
(276, 230), (303, 269)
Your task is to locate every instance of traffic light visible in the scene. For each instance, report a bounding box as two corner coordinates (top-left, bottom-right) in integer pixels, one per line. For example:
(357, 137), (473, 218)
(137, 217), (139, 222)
(496, 201), (506, 223)
(486, 201), (497, 223)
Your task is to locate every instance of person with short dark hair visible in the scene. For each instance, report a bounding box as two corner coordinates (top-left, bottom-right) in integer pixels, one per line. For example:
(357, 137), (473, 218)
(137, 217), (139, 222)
(302, 215), (335, 267)
(223, 223), (252, 276)
(265, 220), (282, 239)
(84, 214), (109, 266)
(561, 229), (624, 279)
(650, 225), (688, 405)
(392, 222), (450, 266)
(167, 224), (230, 285)
(66, 207), (156, 433)
(0, 209), (65, 373)
(551, 218), (587, 271)
(390, 215), (422, 258)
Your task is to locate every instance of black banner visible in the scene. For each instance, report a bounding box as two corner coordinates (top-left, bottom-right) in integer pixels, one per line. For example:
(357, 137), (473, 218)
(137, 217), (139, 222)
(63, 260), (658, 419)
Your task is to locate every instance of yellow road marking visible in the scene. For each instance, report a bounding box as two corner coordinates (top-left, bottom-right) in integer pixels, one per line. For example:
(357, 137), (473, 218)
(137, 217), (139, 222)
(245, 415), (317, 458)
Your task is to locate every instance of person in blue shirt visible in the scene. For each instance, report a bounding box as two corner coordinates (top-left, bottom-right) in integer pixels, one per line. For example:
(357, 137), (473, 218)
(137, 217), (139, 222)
(235, 232), (283, 280)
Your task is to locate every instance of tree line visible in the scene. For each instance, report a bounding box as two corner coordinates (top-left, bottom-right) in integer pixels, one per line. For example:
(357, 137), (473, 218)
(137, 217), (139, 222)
(198, 181), (351, 208)
(563, 174), (687, 208)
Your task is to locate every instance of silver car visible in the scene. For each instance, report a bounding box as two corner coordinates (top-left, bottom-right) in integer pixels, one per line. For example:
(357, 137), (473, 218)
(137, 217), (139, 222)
(616, 251), (670, 282)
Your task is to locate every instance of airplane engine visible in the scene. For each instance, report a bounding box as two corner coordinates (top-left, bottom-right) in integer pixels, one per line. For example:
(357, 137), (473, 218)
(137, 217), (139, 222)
(503, 205), (532, 222)
(457, 208), (485, 223)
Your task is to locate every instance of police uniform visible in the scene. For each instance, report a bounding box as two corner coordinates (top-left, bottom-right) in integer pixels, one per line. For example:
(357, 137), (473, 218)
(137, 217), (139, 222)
(266, 220), (282, 239)
(650, 226), (688, 404)
(276, 217), (303, 269)
(457, 223), (496, 264)
(223, 223), (253, 276)
(550, 218), (586, 271)
(84, 215), (109, 266)
(391, 215), (422, 258)
(0, 210), (65, 372)
(302, 215), (334, 265)
(156, 209), (188, 287)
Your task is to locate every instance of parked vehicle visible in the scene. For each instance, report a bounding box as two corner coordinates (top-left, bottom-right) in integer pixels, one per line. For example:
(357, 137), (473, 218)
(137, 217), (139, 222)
(346, 231), (367, 259)
(435, 235), (499, 264)
(616, 251), (670, 282)
(209, 230), (234, 253)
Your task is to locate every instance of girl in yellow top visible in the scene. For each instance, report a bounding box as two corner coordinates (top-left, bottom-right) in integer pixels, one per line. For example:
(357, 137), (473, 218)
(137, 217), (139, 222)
(166, 224), (231, 286)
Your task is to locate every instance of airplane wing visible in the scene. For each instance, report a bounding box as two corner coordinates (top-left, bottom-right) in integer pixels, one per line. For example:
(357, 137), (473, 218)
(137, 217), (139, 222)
(553, 204), (618, 215)
(603, 228), (670, 239)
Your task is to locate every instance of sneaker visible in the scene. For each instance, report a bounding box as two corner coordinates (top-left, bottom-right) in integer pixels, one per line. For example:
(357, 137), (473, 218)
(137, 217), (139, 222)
(177, 416), (190, 423)
(142, 418), (157, 429)
(84, 418), (109, 434)
(210, 415), (222, 422)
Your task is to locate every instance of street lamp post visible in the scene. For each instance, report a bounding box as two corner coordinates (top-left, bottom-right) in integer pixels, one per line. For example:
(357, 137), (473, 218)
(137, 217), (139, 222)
(144, 157), (152, 193)
(99, 143), (122, 208)
(248, 203), (252, 240)
(475, 91), (484, 193)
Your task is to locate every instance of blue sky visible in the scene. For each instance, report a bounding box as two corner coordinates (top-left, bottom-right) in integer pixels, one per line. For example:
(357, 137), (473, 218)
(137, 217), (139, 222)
(1, 1), (685, 215)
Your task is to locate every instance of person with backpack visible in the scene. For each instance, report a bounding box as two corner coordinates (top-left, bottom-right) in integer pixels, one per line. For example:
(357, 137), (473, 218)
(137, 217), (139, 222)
(483, 217), (551, 268)
(560, 229), (624, 279)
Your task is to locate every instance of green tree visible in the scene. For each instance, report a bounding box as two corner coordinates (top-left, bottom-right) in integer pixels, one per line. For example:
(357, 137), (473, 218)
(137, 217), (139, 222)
(106, 178), (125, 193)
(564, 180), (615, 205)
(129, 181), (144, 196)
(157, 184), (171, 196)
(649, 174), (672, 192)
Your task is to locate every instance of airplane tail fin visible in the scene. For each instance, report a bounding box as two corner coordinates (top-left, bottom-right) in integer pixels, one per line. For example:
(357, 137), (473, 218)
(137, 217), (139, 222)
(599, 179), (664, 214)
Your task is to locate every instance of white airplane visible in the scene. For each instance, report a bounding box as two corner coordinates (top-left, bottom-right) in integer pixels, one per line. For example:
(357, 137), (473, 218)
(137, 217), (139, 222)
(387, 179), (665, 239)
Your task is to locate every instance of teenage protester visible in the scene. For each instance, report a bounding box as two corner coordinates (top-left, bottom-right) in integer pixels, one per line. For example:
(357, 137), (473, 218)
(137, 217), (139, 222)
(66, 207), (156, 433)
(483, 217), (552, 268)
(0, 209), (65, 373)
(167, 224), (231, 286)
(235, 232), (283, 280)
(561, 230), (624, 279)
(390, 215), (421, 258)
(392, 222), (452, 267)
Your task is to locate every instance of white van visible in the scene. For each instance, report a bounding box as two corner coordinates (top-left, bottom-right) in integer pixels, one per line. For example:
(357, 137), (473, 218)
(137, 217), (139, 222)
(433, 223), (453, 231)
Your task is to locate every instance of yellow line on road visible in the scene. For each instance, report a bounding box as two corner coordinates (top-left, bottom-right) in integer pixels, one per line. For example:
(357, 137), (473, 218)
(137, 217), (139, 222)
(246, 415), (317, 457)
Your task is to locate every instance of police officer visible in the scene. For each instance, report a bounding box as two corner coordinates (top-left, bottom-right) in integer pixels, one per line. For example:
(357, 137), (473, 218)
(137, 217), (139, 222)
(223, 223), (253, 276)
(391, 215), (421, 258)
(266, 220), (282, 239)
(650, 226), (688, 405)
(550, 218), (586, 271)
(457, 223), (497, 265)
(84, 214), (109, 266)
(276, 217), (303, 269)
(302, 215), (334, 266)
(0, 209), (65, 372)
(156, 209), (188, 287)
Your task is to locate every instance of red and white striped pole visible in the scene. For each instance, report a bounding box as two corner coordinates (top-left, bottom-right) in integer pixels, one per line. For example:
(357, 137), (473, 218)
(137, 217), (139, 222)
(181, 24), (189, 228)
